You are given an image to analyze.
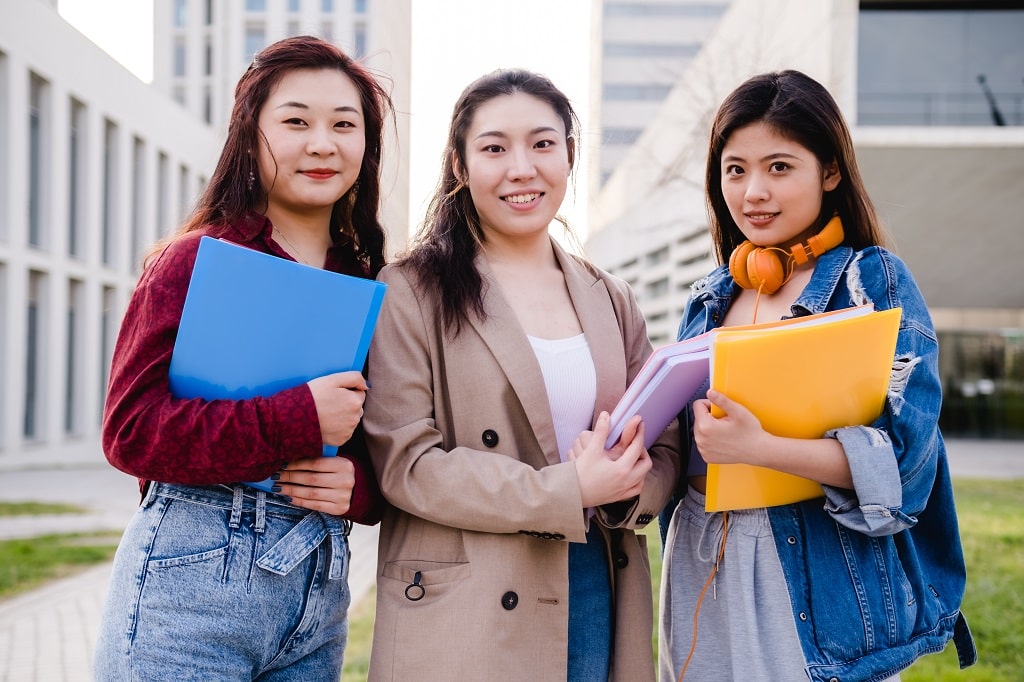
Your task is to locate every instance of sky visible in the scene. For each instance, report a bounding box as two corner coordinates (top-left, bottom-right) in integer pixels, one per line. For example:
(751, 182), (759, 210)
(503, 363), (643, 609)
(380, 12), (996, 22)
(56, 0), (594, 237)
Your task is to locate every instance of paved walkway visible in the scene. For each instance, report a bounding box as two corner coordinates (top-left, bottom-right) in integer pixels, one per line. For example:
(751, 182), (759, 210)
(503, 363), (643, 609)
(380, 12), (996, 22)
(0, 438), (1021, 681)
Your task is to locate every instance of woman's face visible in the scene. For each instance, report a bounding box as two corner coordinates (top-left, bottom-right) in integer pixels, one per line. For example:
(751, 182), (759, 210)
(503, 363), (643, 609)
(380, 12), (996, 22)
(460, 92), (571, 245)
(256, 67), (366, 224)
(720, 121), (840, 249)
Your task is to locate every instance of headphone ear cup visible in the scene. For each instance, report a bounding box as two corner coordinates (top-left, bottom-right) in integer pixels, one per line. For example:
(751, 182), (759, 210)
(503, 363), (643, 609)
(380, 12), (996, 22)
(729, 241), (757, 289)
(746, 248), (786, 294)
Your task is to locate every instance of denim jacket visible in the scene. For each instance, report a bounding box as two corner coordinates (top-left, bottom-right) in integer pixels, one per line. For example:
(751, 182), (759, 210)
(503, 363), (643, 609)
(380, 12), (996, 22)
(677, 245), (977, 681)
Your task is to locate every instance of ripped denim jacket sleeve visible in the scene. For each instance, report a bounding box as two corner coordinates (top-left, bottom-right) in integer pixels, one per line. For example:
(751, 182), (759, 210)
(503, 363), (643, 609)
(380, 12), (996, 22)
(819, 249), (944, 537)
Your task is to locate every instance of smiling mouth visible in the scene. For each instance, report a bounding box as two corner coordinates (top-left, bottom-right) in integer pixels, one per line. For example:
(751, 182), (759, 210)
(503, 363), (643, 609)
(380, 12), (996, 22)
(503, 192), (542, 204)
(302, 170), (338, 178)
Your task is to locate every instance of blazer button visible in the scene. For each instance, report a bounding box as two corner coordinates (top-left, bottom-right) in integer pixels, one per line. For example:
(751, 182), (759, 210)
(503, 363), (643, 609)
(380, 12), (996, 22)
(613, 551), (629, 569)
(481, 429), (499, 448)
(637, 513), (653, 525)
(501, 591), (519, 610)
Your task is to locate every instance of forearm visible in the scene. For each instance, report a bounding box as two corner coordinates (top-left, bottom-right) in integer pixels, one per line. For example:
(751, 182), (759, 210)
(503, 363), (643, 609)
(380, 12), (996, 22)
(748, 431), (853, 489)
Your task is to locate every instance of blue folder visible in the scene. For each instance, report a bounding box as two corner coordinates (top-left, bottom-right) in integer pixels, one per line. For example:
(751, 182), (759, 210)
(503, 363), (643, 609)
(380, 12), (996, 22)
(168, 236), (386, 492)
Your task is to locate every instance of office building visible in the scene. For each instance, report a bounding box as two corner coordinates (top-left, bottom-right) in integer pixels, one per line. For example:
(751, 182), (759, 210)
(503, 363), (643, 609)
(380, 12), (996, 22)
(0, 0), (219, 468)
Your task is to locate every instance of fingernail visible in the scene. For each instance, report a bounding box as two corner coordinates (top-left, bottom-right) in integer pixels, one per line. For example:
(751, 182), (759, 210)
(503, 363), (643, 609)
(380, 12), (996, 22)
(270, 473), (281, 481)
(271, 484), (282, 493)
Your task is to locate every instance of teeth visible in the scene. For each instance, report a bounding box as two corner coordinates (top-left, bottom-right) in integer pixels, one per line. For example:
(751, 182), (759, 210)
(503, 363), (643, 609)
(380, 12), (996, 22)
(505, 193), (540, 204)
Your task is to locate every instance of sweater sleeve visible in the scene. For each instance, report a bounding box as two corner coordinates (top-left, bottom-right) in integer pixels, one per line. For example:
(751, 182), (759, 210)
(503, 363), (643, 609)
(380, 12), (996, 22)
(101, 234), (323, 485)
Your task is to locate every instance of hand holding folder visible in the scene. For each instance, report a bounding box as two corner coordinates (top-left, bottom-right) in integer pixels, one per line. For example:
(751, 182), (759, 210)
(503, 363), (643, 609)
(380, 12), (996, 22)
(168, 236), (386, 492)
(606, 305), (901, 510)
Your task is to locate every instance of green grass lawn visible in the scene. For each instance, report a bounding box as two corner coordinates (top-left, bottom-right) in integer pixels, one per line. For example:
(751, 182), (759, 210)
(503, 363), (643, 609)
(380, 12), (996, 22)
(340, 478), (1024, 680)
(0, 531), (121, 599)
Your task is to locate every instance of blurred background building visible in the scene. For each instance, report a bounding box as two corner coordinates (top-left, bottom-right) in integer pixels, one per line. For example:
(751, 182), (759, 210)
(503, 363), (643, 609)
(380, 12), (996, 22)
(1, 0), (1021, 474)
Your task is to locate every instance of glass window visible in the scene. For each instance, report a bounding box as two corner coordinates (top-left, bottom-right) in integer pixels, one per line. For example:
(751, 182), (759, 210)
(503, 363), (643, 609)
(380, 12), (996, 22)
(131, 137), (146, 271)
(939, 330), (1024, 438)
(246, 0), (267, 11)
(28, 74), (47, 248)
(603, 84), (672, 101)
(858, 7), (1024, 126)
(24, 271), (45, 439)
(68, 99), (85, 257)
(65, 279), (84, 435)
(205, 0), (213, 24)
(645, 277), (669, 299)
(102, 119), (118, 266)
(204, 39), (212, 75)
(355, 0), (368, 13)
(174, 37), (186, 76)
(604, 42), (701, 58)
(289, 0), (301, 11)
(173, 0), (187, 26)
(604, 3), (725, 17)
(245, 25), (265, 61)
(157, 152), (169, 237)
(354, 22), (366, 57)
(602, 127), (642, 145)
(322, 0), (334, 12)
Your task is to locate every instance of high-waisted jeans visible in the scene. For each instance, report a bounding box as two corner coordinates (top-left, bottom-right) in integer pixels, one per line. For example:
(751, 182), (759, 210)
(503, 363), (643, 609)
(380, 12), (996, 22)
(568, 526), (612, 681)
(94, 482), (352, 681)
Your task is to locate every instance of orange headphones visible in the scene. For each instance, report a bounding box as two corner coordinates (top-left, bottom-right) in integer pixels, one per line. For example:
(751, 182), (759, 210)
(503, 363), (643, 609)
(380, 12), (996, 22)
(729, 215), (844, 295)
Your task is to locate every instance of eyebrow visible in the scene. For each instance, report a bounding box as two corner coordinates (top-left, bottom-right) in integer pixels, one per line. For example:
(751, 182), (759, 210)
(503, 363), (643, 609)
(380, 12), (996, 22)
(473, 126), (560, 141)
(275, 102), (362, 116)
(722, 151), (801, 163)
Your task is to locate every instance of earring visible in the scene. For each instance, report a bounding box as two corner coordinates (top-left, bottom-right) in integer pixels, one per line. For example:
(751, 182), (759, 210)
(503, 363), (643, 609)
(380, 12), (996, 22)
(247, 170), (255, 191)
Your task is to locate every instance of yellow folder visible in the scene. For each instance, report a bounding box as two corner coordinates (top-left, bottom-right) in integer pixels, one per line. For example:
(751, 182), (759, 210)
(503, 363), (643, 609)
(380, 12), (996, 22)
(704, 307), (902, 512)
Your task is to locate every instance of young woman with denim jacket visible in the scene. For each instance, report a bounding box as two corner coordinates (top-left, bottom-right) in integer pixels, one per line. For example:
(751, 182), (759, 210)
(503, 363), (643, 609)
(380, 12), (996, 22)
(94, 37), (392, 681)
(658, 70), (977, 682)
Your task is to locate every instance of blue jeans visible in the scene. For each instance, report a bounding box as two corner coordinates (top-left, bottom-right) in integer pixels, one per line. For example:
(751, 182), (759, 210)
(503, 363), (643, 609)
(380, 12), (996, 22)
(94, 483), (352, 681)
(568, 527), (612, 681)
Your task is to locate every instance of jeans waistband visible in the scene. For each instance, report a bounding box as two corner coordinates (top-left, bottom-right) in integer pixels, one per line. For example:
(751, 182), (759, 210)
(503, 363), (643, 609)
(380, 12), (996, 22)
(145, 482), (351, 580)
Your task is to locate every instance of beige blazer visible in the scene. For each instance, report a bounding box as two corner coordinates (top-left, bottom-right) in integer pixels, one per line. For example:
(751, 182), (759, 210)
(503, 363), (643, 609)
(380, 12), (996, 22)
(363, 240), (680, 681)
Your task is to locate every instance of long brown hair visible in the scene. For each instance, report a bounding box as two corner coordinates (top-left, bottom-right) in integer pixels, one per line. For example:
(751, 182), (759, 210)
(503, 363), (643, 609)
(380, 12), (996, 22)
(403, 68), (580, 334)
(705, 69), (889, 264)
(148, 35), (393, 275)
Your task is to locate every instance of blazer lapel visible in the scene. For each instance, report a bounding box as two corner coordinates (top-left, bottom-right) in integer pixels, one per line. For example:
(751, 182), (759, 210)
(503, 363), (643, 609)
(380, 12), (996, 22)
(467, 252), (562, 465)
(552, 241), (628, 419)
(465, 241), (629, 466)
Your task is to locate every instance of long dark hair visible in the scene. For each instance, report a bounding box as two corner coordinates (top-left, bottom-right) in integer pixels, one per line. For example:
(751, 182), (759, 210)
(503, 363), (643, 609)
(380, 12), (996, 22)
(150, 35), (393, 275)
(402, 68), (580, 334)
(705, 69), (888, 264)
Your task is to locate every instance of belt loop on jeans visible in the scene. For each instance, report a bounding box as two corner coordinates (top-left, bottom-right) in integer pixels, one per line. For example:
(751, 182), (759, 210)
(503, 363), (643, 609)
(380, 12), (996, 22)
(140, 481), (160, 508)
(229, 485), (244, 529)
(255, 490), (267, 533)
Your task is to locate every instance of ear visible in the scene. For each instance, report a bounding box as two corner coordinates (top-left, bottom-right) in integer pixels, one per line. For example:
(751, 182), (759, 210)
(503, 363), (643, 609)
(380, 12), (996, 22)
(451, 151), (467, 185)
(566, 135), (576, 170)
(822, 159), (841, 192)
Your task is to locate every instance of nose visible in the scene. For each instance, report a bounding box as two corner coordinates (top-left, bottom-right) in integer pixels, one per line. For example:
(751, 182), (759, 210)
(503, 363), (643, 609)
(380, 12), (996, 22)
(744, 171), (769, 202)
(306, 124), (336, 156)
(506, 147), (536, 181)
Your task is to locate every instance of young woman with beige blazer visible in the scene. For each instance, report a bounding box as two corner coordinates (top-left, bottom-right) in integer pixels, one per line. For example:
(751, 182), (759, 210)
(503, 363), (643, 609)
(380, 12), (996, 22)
(363, 69), (680, 682)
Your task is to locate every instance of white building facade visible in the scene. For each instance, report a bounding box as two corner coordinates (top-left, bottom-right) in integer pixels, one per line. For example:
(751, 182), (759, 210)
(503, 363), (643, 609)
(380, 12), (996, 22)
(587, 0), (1024, 439)
(0, 1), (220, 469)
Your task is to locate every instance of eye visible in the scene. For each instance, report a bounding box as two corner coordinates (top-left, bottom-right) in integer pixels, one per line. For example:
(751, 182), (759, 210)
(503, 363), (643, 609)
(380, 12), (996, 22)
(335, 120), (356, 129)
(769, 161), (790, 172)
(482, 144), (505, 153)
(723, 164), (744, 176)
(534, 139), (556, 149)
(284, 117), (307, 126)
